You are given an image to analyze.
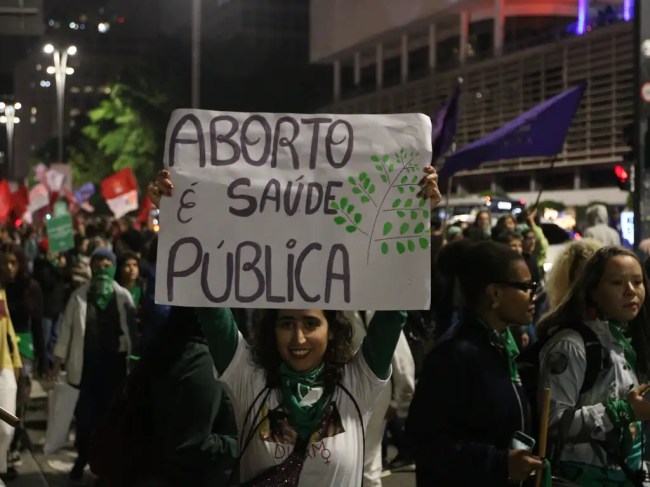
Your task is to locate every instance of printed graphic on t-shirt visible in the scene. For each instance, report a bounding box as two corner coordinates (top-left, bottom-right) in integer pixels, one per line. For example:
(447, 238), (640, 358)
(258, 401), (345, 464)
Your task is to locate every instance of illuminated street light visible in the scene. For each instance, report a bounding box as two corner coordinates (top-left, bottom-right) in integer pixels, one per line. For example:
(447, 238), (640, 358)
(0, 102), (21, 178)
(43, 44), (78, 162)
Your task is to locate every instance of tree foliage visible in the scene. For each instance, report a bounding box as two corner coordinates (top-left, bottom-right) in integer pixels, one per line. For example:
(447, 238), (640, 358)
(75, 76), (172, 188)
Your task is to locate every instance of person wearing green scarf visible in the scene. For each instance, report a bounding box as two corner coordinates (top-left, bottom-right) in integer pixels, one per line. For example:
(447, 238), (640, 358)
(538, 246), (650, 486)
(116, 252), (143, 308)
(149, 164), (443, 486)
(406, 240), (542, 487)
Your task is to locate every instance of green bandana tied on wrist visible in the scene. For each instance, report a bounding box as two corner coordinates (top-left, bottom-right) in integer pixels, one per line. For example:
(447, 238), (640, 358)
(279, 362), (330, 440)
(91, 266), (116, 310)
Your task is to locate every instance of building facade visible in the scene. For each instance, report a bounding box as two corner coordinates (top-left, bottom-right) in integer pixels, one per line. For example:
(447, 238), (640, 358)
(311, 0), (633, 206)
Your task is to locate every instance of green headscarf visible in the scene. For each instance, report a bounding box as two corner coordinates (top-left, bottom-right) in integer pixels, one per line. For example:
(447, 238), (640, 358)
(279, 362), (331, 440)
(90, 266), (116, 310)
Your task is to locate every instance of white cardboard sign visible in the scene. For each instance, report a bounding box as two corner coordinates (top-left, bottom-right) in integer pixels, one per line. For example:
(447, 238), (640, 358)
(156, 110), (432, 310)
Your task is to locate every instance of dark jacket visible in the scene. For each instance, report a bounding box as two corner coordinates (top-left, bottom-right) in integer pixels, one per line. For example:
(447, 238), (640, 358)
(32, 256), (67, 319)
(5, 277), (45, 372)
(146, 322), (237, 486)
(406, 318), (532, 487)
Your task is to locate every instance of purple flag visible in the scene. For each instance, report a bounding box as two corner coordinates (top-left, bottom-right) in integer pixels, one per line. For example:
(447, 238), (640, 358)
(74, 182), (95, 203)
(431, 83), (461, 164)
(439, 83), (586, 180)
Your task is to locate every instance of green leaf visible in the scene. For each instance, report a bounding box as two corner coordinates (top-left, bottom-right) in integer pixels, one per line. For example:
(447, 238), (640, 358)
(401, 175), (408, 184)
(397, 187), (405, 194)
(381, 242), (389, 255)
(363, 178), (370, 189)
(397, 211), (405, 218)
(423, 210), (430, 219)
(381, 175), (388, 183)
(383, 222), (393, 236)
(330, 202), (339, 210)
(354, 213), (362, 224)
(352, 187), (362, 195)
(419, 237), (429, 249)
(405, 199), (413, 208)
(414, 222), (425, 234)
(383, 154), (389, 162)
(360, 171), (368, 181)
(347, 204), (355, 214)
(388, 163), (395, 172)
(346, 225), (357, 233)
(419, 198), (426, 207)
(361, 196), (370, 203)
(368, 184), (376, 194)
(334, 216), (346, 225)
(400, 223), (409, 235)
(375, 165), (383, 171)
(348, 176), (356, 185)
(396, 242), (406, 254)
(411, 210), (418, 219)
(371, 155), (380, 162)
(409, 186), (416, 193)
(408, 240), (415, 252)
(340, 197), (349, 209)
(392, 199), (401, 208)
(412, 175), (419, 183)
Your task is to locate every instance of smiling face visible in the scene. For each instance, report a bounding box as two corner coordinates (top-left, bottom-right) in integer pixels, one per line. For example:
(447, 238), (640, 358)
(592, 255), (645, 323)
(275, 309), (330, 373)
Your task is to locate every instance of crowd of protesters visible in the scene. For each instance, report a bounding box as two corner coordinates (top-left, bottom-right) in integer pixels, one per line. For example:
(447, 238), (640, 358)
(0, 167), (649, 487)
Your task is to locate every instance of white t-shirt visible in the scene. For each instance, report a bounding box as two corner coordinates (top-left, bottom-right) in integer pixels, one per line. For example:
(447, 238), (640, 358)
(220, 334), (389, 487)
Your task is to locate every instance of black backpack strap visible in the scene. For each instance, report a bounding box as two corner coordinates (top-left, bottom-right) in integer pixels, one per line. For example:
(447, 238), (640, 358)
(566, 322), (606, 394)
(338, 383), (365, 487)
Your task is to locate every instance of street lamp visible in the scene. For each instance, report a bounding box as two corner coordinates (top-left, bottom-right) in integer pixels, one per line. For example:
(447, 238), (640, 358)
(43, 44), (77, 162)
(0, 102), (21, 179)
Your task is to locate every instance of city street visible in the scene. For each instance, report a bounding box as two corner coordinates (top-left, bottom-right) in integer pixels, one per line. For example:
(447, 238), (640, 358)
(11, 382), (415, 487)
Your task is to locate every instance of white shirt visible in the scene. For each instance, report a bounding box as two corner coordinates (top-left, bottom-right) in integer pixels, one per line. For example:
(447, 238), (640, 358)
(220, 334), (388, 486)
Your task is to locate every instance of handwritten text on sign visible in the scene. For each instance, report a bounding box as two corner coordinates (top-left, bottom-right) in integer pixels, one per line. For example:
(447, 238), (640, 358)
(155, 110), (432, 310)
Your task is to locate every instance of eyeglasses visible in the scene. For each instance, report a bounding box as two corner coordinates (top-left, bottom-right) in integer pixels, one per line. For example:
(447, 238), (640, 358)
(498, 281), (539, 294)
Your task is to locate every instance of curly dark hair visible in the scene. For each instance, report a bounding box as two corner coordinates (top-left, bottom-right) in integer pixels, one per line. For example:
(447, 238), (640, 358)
(250, 310), (354, 395)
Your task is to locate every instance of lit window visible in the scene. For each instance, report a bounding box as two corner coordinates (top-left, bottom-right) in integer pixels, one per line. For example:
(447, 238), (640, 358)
(40, 80), (51, 88)
(70, 108), (81, 116)
(30, 116), (36, 124)
(31, 107), (37, 115)
(36, 64), (42, 71)
(70, 86), (81, 93)
(83, 86), (94, 93)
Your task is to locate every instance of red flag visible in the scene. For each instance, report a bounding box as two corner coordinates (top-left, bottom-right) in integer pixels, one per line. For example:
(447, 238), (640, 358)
(11, 184), (29, 218)
(101, 168), (138, 200)
(137, 194), (153, 225)
(0, 180), (11, 224)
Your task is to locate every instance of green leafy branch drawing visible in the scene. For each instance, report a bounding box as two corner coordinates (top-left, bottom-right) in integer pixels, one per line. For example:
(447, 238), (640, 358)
(329, 147), (430, 262)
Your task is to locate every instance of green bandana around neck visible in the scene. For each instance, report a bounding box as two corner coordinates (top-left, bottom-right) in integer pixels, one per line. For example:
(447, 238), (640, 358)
(91, 266), (116, 310)
(502, 328), (521, 382)
(129, 283), (142, 307)
(608, 321), (637, 371)
(279, 362), (330, 440)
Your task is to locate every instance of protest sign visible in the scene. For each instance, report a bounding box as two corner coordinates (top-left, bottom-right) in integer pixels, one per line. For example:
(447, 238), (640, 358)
(46, 214), (74, 253)
(156, 110), (432, 310)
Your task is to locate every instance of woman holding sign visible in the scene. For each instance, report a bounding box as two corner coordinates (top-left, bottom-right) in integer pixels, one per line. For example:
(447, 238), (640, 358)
(148, 166), (440, 486)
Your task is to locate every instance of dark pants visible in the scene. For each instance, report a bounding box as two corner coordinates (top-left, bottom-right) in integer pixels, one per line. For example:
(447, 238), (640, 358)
(72, 354), (126, 478)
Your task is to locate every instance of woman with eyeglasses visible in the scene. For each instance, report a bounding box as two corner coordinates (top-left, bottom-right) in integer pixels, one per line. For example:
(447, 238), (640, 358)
(406, 240), (542, 486)
(538, 246), (650, 486)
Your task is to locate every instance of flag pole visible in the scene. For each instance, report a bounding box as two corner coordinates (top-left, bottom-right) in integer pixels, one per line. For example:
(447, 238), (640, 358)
(532, 155), (559, 211)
